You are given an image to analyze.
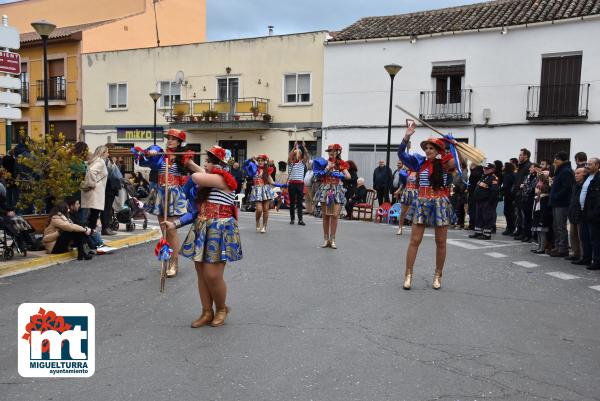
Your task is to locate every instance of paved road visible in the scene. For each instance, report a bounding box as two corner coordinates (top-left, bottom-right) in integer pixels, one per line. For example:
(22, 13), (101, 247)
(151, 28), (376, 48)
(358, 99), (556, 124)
(1, 212), (599, 401)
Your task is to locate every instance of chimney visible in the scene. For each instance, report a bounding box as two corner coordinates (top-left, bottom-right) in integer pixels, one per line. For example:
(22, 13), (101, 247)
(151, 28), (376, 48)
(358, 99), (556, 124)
(268, 26), (274, 36)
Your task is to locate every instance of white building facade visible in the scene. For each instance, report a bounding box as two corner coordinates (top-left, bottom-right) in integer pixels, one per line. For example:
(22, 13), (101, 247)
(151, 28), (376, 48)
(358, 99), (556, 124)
(323, 1), (600, 186)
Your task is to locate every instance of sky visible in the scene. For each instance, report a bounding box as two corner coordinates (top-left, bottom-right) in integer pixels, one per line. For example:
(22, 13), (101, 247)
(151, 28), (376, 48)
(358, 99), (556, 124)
(206, 0), (488, 41)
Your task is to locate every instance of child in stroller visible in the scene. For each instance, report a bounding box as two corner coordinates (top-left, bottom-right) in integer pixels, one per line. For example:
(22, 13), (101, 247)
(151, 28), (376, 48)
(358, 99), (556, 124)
(110, 179), (148, 232)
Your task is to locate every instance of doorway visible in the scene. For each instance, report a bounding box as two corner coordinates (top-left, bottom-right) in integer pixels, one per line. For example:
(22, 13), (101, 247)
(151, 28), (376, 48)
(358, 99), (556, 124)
(218, 140), (246, 163)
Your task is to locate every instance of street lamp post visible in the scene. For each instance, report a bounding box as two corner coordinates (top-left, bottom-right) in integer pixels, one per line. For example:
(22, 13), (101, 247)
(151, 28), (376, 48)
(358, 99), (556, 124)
(149, 92), (161, 145)
(384, 64), (402, 172)
(31, 20), (56, 139)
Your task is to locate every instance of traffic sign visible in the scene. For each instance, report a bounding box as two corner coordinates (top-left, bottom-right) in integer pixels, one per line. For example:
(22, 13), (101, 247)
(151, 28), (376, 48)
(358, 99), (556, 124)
(0, 76), (21, 90)
(0, 91), (21, 105)
(0, 51), (20, 74)
(0, 107), (22, 120)
(0, 25), (20, 50)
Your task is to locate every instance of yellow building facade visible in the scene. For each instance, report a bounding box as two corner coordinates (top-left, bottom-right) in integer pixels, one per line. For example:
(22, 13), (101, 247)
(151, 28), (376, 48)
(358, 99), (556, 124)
(82, 32), (327, 164)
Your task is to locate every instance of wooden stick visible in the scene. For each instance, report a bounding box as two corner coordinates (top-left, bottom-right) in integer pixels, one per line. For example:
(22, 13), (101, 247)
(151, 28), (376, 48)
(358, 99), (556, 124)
(159, 156), (169, 294)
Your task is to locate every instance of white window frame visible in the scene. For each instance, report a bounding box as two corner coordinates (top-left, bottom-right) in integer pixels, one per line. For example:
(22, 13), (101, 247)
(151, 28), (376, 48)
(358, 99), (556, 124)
(282, 72), (312, 105)
(158, 81), (181, 109)
(106, 82), (128, 110)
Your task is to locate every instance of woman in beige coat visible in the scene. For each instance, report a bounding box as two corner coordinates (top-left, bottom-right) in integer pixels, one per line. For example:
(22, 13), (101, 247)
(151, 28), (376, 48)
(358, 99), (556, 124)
(81, 146), (108, 230)
(43, 202), (93, 260)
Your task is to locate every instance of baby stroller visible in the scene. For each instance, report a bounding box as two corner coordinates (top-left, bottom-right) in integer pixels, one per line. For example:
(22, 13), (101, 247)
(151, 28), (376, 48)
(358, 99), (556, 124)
(111, 180), (148, 232)
(0, 215), (35, 260)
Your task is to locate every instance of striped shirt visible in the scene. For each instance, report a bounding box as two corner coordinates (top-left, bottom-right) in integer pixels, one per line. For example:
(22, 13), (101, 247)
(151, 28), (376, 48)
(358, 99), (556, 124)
(159, 162), (183, 177)
(288, 161), (306, 183)
(208, 188), (236, 206)
(419, 167), (449, 188)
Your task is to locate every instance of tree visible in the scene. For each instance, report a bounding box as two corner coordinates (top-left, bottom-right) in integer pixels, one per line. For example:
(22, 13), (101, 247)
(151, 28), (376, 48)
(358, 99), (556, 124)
(16, 134), (85, 213)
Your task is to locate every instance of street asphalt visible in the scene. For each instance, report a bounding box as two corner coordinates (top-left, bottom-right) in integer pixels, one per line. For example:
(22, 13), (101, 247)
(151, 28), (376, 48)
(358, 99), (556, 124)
(1, 211), (599, 401)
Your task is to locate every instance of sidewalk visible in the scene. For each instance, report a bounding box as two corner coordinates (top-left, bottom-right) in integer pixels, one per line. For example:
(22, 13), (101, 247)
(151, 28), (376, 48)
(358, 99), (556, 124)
(0, 221), (161, 278)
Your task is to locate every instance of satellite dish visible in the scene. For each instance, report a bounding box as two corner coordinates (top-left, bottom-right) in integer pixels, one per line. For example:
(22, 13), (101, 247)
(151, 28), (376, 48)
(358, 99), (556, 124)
(175, 70), (185, 85)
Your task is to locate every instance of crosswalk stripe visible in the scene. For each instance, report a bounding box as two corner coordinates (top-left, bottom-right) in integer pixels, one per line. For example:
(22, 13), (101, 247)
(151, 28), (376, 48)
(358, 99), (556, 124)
(485, 252), (507, 258)
(545, 272), (580, 280)
(589, 285), (600, 292)
(513, 261), (539, 268)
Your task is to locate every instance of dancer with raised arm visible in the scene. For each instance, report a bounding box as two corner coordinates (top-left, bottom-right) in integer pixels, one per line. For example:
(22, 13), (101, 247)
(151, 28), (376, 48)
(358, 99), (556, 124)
(244, 154), (275, 233)
(398, 122), (458, 290)
(313, 144), (351, 249)
(163, 146), (241, 328)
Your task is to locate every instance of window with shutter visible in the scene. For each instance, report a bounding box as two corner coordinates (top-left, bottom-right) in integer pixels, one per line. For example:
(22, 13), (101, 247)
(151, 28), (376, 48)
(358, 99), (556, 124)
(108, 83), (127, 109)
(159, 81), (181, 108)
(283, 73), (311, 104)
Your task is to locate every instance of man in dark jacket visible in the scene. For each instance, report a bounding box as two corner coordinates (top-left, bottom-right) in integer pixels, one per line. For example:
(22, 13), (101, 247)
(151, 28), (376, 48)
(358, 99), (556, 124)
(517, 163), (537, 242)
(548, 152), (574, 257)
(345, 178), (368, 220)
(501, 162), (516, 235)
(513, 148), (532, 239)
(230, 162), (244, 195)
(372, 160), (392, 206)
(467, 164), (483, 230)
(576, 157), (600, 269)
(469, 163), (499, 240)
(566, 167), (586, 261)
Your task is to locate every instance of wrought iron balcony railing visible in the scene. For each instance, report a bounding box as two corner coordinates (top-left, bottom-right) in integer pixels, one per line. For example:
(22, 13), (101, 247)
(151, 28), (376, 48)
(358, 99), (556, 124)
(527, 83), (590, 120)
(36, 76), (66, 101)
(20, 83), (29, 103)
(419, 89), (472, 121)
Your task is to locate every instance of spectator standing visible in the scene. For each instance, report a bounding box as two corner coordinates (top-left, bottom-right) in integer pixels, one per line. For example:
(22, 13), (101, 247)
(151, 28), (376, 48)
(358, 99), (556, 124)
(512, 148), (532, 238)
(469, 163), (498, 240)
(287, 143), (308, 226)
(467, 164), (483, 230)
(230, 162), (244, 195)
(101, 154), (122, 236)
(2, 149), (17, 209)
(516, 163), (537, 242)
(372, 160), (392, 205)
(567, 167), (586, 261)
(531, 171), (552, 253)
(501, 162), (516, 235)
(81, 146), (109, 234)
(450, 166), (468, 229)
(576, 157), (600, 269)
(548, 151), (574, 257)
(574, 152), (587, 169)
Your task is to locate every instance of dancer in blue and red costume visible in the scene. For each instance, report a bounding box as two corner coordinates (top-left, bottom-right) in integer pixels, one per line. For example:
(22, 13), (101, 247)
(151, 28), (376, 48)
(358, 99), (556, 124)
(133, 129), (201, 278)
(398, 122), (459, 290)
(395, 169), (417, 235)
(244, 154), (275, 233)
(161, 146), (241, 328)
(313, 144), (351, 249)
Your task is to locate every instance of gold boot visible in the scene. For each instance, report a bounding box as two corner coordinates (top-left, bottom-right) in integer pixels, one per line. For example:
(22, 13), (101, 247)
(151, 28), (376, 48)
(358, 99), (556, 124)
(321, 236), (330, 248)
(432, 268), (443, 290)
(403, 266), (413, 290)
(166, 258), (178, 278)
(210, 306), (230, 327)
(190, 309), (214, 328)
(330, 237), (337, 249)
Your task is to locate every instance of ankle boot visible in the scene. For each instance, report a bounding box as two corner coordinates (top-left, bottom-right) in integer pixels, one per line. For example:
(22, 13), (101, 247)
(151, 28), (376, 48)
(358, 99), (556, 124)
(211, 306), (230, 327)
(403, 266), (413, 290)
(330, 237), (337, 249)
(191, 309), (214, 328)
(432, 268), (443, 290)
(321, 236), (330, 248)
(166, 258), (178, 277)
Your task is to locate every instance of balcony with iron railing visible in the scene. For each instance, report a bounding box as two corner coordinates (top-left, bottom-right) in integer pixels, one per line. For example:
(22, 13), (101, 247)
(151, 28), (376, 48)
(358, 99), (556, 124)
(419, 89), (472, 122)
(36, 76), (66, 103)
(526, 83), (590, 120)
(167, 97), (271, 130)
(20, 82), (29, 104)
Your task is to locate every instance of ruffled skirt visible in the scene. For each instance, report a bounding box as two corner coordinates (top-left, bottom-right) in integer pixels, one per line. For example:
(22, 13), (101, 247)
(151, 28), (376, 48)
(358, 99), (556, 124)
(181, 217), (242, 263)
(407, 196), (456, 227)
(145, 185), (188, 217)
(400, 188), (418, 206)
(249, 185), (274, 202)
(314, 183), (346, 205)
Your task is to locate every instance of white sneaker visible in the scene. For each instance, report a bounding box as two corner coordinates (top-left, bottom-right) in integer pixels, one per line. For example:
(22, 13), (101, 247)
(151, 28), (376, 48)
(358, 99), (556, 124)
(260, 226), (267, 233)
(96, 246), (116, 254)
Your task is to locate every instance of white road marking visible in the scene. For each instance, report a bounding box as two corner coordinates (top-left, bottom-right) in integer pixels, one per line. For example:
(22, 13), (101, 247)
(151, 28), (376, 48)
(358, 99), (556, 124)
(589, 285), (600, 292)
(513, 261), (539, 268)
(545, 272), (580, 280)
(448, 239), (528, 250)
(485, 252), (507, 258)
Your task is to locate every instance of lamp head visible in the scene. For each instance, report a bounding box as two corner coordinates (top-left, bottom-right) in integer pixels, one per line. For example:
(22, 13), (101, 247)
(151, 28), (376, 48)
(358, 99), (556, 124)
(149, 92), (161, 102)
(384, 64), (402, 78)
(31, 20), (56, 38)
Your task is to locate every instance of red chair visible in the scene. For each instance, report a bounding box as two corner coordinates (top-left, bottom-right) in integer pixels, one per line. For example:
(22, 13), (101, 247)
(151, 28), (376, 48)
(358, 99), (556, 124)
(353, 189), (376, 221)
(375, 202), (392, 223)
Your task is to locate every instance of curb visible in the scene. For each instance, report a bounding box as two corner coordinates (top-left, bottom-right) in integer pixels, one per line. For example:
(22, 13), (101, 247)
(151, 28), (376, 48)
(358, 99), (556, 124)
(0, 229), (161, 278)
